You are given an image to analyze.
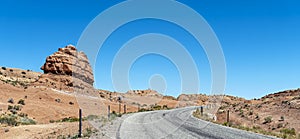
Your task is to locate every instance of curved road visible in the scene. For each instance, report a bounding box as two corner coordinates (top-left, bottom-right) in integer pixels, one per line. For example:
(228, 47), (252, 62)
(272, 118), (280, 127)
(117, 107), (277, 139)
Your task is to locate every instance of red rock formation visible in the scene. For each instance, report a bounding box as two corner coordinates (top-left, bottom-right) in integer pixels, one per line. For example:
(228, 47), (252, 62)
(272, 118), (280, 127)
(34, 45), (95, 94)
(40, 45), (94, 85)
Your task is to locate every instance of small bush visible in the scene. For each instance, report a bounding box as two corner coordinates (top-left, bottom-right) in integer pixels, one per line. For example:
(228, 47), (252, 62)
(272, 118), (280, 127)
(1, 67), (6, 70)
(277, 123), (284, 128)
(152, 105), (162, 110)
(21, 71), (26, 74)
(18, 99), (25, 105)
(263, 116), (272, 124)
(0, 114), (18, 126)
(138, 108), (150, 112)
(280, 128), (296, 135)
(83, 127), (94, 137)
(10, 109), (18, 114)
(7, 105), (13, 110)
(279, 116), (284, 121)
(86, 115), (99, 120)
(142, 104), (147, 107)
(55, 117), (80, 123)
(223, 122), (232, 127)
(249, 110), (253, 116)
(13, 105), (22, 111)
(19, 117), (36, 125)
(18, 113), (28, 117)
(8, 98), (14, 104)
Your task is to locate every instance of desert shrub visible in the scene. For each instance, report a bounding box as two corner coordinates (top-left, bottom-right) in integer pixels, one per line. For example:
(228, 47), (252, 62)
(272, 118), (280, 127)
(249, 110), (253, 115)
(9, 69), (13, 72)
(21, 71), (26, 74)
(195, 108), (200, 115)
(263, 116), (272, 124)
(13, 105), (22, 111)
(18, 99), (25, 105)
(131, 102), (137, 105)
(282, 100), (289, 104)
(142, 104), (147, 107)
(280, 128), (296, 135)
(1, 67), (6, 70)
(277, 123), (284, 128)
(18, 113), (28, 118)
(8, 98), (14, 104)
(61, 117), (79, 122)
(256, 104), (262, 108)
(152, 105), (162, 110)
(19, 117), (36, 125)
(86, 115), (99, 120)
(280, 116), (285, 121)
(163, 105), (168, 109)
(138, 108), (150, 112)
(252, 126), (261, 130)
(223, 122), (232, 127)
(7, 105), (13, 110)
(0, 114), (18, 126)
(10, 109), (18, 114)
(109, 111), (118, 120)
(255, 114), (260, 120)
(239, 109), (243, 114)
(83, 127), (94, 138)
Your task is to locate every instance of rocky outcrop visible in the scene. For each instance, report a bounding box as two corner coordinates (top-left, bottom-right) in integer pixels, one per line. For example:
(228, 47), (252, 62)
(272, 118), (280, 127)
(126, 89), (162, 97)
(34, 45), (95, 94)
(40, 45), (94, 85)
(177, 94), (208, 102)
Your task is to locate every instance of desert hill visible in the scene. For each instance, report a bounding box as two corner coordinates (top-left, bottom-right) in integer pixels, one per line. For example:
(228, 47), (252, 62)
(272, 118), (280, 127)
(215, 89), (300, 138)
(0, 45), (299, 138)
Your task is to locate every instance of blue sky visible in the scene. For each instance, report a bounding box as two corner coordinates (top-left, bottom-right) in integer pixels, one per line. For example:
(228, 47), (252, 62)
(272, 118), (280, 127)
(0, 0), (299, 99)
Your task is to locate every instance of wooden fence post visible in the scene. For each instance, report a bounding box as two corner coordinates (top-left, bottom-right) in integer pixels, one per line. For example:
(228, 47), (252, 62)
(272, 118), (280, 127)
(119, 102), (121, 115)
(108, 105), (110, 118)
(227, 110), (230, 123)
(78, 109), (82, 137)
(124, 105), (126, 114)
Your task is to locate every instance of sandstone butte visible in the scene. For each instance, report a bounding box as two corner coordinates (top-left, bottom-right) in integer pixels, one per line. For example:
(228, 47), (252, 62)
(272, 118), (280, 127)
(34, 45), (95, 94)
